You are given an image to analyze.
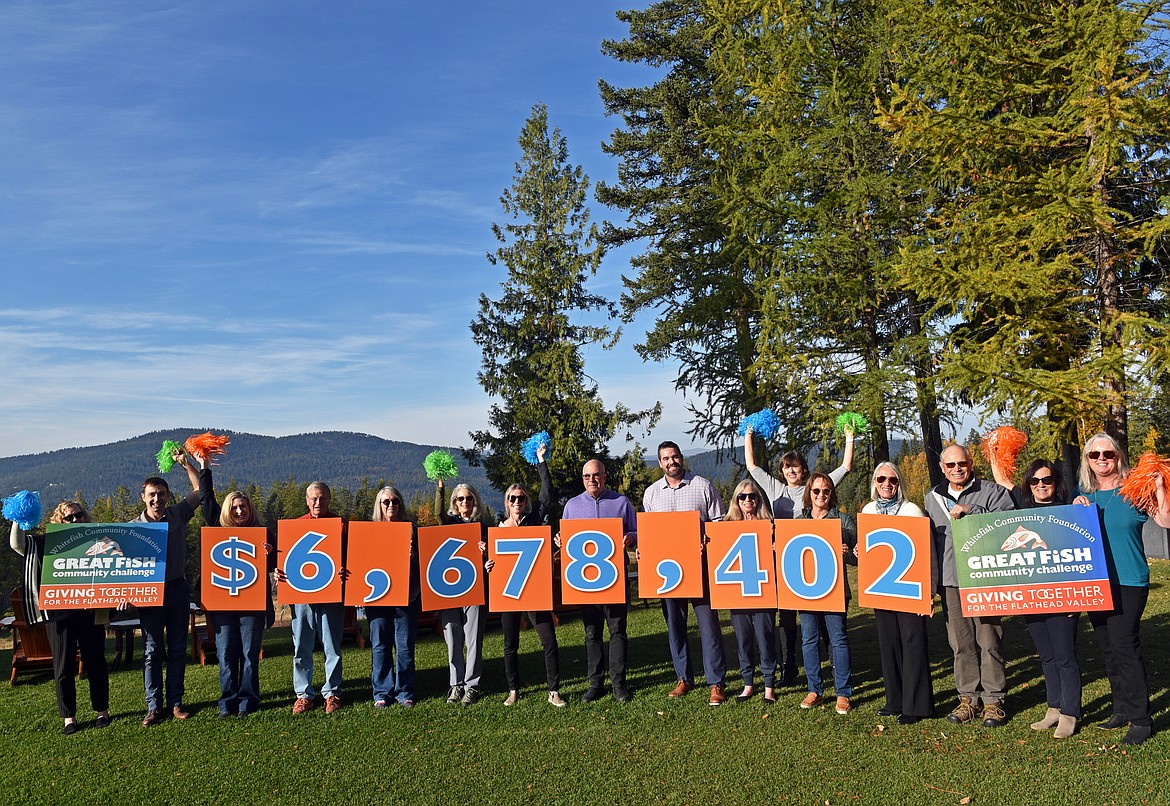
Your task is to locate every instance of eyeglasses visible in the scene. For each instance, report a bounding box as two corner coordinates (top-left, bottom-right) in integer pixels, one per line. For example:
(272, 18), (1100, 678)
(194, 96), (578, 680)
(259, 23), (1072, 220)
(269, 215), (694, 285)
(62, 511), (84, 522)
(508, 495), (527, 503)
(582, 473), (603, 480)
(1087, 450), (1117, 460)
(942, 461), (970, 469)
(380, 499), (400, 507)
(874, 476), (899, 484)
(453, 495), (474, 503)
(810, 488), (832, 497)
(736, 493), (758, 502)
(1028, 476), (1055, 487)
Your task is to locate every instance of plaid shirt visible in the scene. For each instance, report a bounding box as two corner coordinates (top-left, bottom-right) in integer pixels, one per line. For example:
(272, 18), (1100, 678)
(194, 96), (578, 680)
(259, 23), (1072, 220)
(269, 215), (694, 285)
(642, 473), (725, 522)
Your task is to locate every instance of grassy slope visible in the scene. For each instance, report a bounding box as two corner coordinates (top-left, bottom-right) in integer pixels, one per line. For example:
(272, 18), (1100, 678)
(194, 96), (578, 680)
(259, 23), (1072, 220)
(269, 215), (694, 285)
(3, 564), (1169, 805)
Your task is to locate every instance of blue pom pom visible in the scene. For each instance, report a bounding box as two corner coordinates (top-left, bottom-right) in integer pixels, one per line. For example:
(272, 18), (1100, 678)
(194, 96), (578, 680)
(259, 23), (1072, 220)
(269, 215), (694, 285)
(737, 409), (780, 440)
(3, 490), (43, 531)
(521, 431), (551, 465)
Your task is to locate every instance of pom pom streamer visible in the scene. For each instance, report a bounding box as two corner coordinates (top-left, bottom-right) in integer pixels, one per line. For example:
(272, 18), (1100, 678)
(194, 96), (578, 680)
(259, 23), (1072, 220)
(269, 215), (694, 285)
(981, 426), (1028, 482)
(185, 432), (230, 462)
(1120, 453), (1170, 514)
(737, 409), (780, 440)
(156, 440), (184, 473)
(834, 412), (870, 438)
(424, 450), (459, 481)
(3, 490), (43, 531)
(522, 431), (551, 465)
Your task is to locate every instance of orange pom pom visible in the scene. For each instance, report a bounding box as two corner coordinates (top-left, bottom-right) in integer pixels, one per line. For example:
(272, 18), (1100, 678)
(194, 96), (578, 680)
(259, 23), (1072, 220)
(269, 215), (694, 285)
(1119, 453), (1170, 513)
(981, 426), (1028, 482)
(184, 432), (230, 462)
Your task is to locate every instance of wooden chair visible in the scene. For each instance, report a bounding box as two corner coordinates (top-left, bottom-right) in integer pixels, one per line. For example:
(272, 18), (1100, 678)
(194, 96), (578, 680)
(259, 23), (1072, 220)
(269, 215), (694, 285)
(342, 606), (365, 648)
(189, 606), (217, 666)
(8, 586), (54, 685)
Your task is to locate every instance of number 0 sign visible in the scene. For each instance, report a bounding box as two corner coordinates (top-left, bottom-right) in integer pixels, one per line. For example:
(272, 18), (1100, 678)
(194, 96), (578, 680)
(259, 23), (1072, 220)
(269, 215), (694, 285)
(774, 519), (846, 613)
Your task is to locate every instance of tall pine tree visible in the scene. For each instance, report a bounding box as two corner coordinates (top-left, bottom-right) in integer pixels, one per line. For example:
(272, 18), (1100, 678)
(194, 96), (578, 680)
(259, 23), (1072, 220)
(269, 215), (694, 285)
(469, 103), (660, 502)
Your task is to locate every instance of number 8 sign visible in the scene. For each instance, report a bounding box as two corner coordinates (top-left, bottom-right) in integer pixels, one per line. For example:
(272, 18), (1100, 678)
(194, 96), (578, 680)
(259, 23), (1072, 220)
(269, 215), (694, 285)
(559, 518), (626, 606)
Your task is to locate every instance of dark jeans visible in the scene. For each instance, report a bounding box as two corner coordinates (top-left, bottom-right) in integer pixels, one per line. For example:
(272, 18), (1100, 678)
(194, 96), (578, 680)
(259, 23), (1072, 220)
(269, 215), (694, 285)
(1089, 585), (1149, 725)
(730, 609), (777, 688)
(581, 602), (628, 687)
(777, 609), (799, 682)
(661, 596), (726, 687)
(1026, 613), (1081, 718)
(501, 610), (559, 691)
(140, 578), (190, 711)
(46, 610), (110, 718)
(368, 600), (421, 703)
(213, 611), (264, 715)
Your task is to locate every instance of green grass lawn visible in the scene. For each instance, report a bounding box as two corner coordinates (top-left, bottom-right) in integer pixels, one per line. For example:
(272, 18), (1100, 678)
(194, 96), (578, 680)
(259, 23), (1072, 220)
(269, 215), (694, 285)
(4, 564), (1169, 805)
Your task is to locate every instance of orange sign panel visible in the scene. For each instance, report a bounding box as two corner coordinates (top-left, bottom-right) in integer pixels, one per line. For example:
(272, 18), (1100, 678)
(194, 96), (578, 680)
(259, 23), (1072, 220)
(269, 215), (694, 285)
(559, 518), (627, 606)
(487, 526), (553, 612)
(418, 523), (486, 611)
(705, 520), (777, 610)
(277, 518), (344, 605)
(344, 521), (413, 607)
(856, 513), (933, 616)
(635, 511), (704, 600)
(201, 527), (268, 612)
(775, 518), (846, 613)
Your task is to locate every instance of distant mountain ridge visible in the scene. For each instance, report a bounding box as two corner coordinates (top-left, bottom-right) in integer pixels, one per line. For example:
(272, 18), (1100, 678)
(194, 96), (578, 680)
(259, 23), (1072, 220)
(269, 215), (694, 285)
(0, 430), (495, 506)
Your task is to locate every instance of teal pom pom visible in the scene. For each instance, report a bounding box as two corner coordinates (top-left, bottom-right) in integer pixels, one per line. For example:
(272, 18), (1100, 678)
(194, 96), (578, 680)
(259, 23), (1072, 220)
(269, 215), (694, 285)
(834, 412), (870, 437)
(424, 450), (459, 481)
(3, 490), (43, 531)
(156, 440), (183, 473)
(738, 409), (780, 440)
(522, 431), (551, 465)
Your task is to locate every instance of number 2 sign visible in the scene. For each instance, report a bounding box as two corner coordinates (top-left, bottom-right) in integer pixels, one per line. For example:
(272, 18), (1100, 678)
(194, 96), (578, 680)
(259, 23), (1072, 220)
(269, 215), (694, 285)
(856, 513), (932, 615)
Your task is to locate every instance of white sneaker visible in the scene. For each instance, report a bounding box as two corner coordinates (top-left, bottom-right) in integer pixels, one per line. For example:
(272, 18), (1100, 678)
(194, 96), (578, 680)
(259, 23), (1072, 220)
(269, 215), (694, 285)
(503, 690), (518, 706)
(446, 685), (463, 704)
(548, 690), (567, 707)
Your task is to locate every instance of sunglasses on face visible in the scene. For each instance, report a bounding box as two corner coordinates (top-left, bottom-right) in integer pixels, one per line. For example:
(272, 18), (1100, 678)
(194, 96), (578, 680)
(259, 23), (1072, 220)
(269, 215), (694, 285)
(508, 495), (527, 503)
(582, 473), (603, 480)
(1028, 476), (1055, 487)
(874, 476), (899, 484)
(736, 493), (758, 502)
(62, 512), (84, 522)
(1087, 450), (1117, 460)
(380, 499), (400, 507)
(453, 495), (474, 503)
(943, 461), (970, 469)
(810, 489), (832, 497)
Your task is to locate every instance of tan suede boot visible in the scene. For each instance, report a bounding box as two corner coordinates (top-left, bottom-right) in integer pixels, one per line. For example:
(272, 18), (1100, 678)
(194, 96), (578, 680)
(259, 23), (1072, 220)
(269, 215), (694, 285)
(1053, 714), (1077, 739)
(1030, 707), (1060, 730)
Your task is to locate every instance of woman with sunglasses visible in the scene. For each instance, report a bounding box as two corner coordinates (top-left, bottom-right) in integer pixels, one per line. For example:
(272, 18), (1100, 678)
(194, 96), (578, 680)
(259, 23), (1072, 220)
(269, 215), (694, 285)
(9, 501), (112, 734)
(795, 473), (857, 714)
(724, 479), (778, 704)
(201, 487), (276, 717)
(860, 462), (933, 724)
(1073, 434), (1170, 745)
(996, 460), (1081, 738)
(367, 486), (422, 708)
(434, 479), (489, 705)
(489, 445), (565, 706)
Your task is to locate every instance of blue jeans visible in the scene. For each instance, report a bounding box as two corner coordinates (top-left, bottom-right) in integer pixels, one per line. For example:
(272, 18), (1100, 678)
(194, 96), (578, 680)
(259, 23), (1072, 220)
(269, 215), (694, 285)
(291, 602), (344, 700)
(368, 599), (420, 703)
(140, 577), (190, 711)
(731, 609), (777, 688)
(800, 611), (852, 697)
(213, 612), (265, 715)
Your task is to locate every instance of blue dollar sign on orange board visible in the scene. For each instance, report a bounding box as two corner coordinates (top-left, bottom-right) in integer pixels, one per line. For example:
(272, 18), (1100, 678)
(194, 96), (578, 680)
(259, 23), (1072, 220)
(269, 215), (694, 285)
(211, 536), (259, 596)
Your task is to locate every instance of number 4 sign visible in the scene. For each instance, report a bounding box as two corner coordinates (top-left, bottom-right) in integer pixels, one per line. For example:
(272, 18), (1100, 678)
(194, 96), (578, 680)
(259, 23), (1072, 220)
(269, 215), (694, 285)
(705, 521), (777, 610)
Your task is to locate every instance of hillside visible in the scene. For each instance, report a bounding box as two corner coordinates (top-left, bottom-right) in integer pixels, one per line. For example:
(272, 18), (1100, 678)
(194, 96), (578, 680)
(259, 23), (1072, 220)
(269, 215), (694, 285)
(0, 430), (493, 506)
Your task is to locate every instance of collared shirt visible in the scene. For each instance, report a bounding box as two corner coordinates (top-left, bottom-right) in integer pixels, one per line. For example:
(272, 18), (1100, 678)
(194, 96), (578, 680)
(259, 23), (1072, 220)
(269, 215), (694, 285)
(642, 473), (725, 521)
(562, 488), (638, 538)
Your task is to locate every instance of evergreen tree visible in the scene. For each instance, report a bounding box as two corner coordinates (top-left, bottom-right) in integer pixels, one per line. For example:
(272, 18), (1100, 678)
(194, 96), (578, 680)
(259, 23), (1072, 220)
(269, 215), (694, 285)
(468, 103), (660, 499)
(879, 0), (1170, 455)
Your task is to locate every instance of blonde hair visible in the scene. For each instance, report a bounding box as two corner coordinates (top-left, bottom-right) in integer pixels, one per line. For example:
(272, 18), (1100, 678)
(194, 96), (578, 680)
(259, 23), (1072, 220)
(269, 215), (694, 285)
(219, 492), (263, 528)
(1078, 433), (1128, 492)
(49, 500), (91, 525)
(725, 479), (773, 521)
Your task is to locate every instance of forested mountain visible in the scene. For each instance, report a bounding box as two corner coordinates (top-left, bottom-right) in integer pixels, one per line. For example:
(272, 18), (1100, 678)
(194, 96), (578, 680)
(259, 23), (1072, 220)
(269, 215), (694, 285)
(0, 430), (493, 505)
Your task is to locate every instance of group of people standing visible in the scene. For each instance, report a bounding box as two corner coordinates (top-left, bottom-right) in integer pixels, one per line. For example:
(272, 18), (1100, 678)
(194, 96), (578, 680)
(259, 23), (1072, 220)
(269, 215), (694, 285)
(9, 430), (1169, 747)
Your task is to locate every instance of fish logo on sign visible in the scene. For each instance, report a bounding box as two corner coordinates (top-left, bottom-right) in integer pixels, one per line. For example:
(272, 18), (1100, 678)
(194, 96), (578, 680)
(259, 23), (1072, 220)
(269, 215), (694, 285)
(86, 538), (124, 557)
(1000, 526), (1047, 552)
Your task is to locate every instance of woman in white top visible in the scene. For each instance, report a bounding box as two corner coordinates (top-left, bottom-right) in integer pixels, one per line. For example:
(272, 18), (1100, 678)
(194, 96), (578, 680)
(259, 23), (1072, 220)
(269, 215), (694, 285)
(860, 462), (933, 723)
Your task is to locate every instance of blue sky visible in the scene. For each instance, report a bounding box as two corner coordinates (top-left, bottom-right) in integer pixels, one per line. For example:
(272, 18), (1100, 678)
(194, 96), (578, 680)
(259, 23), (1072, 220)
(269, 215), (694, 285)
(0, 1), (702, 459)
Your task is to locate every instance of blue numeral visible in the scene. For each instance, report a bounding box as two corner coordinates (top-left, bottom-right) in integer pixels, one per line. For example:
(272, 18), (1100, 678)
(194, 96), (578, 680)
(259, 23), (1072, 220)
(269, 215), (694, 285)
(495, 537), (544, 599)
(714, 533), (769, 597)
(284, 531), (336, 594)
(363, 568), (392, 603)
(656, 559), (684, 595)
(780, 534), (838, 600)
(564, 530), (619, 593)
(426, 537), (477, 599)
(863, 528), (921, 600)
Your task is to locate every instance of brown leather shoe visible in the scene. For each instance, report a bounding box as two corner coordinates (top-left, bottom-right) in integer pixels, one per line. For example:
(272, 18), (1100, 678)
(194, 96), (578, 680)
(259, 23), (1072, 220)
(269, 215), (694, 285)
(172, 704), (190, 720)
(292, 697), (314, 715)
(668, 679), (694, 698)
(141, 709), (164, 727)
(324, 695), (342, 714)
(708, 685), (727, 706)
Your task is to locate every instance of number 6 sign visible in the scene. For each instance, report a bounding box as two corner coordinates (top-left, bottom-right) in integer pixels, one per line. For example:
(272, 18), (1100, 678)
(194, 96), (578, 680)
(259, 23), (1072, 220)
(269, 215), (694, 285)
(418, 523), (486, 611)
(277, 518), (344, 605)
(559, 518), (626, 606)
